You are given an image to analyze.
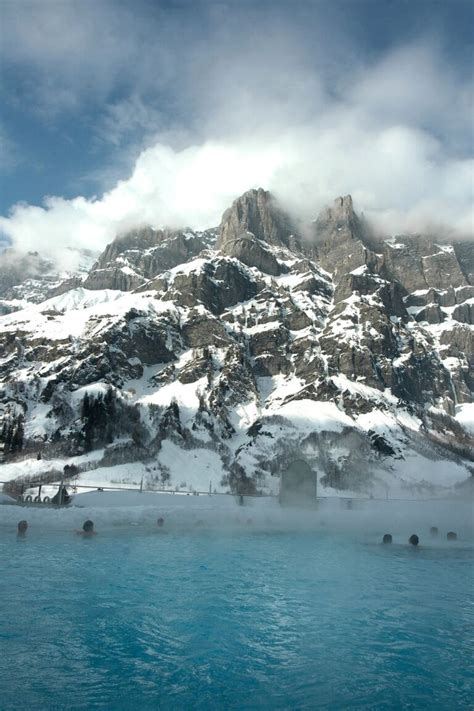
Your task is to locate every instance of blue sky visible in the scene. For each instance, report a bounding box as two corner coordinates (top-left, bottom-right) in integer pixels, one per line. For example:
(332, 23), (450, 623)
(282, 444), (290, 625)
(0, 0), (472, 263)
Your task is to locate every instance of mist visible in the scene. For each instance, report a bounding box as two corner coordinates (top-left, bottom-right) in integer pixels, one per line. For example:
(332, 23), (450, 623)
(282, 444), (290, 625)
(0, 2), (472, 269)
(0, 492), (472, 545)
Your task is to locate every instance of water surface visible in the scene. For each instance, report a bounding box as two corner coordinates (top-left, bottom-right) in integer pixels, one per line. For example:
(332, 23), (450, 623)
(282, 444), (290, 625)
(0, 528), (472, 710)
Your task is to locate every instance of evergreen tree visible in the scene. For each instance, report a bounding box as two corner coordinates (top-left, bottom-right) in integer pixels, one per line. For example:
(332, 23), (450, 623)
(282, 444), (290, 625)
(81, 393), (90, 419)
(10, 415), (24, 454)
(104, 387), (116, 443)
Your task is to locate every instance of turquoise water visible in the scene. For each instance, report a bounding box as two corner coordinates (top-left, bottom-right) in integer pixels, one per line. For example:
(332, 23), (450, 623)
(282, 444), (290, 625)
(0, 528), (472, 710)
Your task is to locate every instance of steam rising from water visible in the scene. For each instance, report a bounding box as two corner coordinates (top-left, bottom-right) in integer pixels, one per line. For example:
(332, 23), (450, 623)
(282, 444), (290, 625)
(0, 494), (472, 544)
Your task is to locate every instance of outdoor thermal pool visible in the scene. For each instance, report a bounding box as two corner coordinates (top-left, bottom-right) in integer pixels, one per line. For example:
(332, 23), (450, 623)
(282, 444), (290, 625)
(0, 497), (473, 710)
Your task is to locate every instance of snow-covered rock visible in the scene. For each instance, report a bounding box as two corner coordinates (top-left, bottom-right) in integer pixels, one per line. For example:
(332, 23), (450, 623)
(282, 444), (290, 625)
(1, 189), (472, 499)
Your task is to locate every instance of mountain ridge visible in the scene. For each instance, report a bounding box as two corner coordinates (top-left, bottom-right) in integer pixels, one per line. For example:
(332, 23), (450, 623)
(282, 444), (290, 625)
(0, 189), (472, 498)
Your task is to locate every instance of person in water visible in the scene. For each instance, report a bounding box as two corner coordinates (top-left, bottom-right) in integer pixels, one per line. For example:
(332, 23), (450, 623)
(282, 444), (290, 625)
(157, 517), (165, 528)
(447, 531), (458, 541)
(409, 534), (419, 546)
(382, 534), (392, 544)
(17, 520), (28, 538)
(77, 520), (96, 536)
(430, 527), (439, 537)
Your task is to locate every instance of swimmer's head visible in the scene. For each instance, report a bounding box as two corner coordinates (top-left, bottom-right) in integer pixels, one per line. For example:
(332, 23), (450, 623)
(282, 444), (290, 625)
(83, 520), (94, 533)
(17, 520), (28, 534)
(157, 517), (164, 528)
(409, 534), (419, 547)
(382, 534), (392, 544)
(447, 531), (457, 541)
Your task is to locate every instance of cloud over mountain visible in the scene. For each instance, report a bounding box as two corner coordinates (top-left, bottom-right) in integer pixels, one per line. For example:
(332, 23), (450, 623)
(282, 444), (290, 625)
(0, 1), (472, 266)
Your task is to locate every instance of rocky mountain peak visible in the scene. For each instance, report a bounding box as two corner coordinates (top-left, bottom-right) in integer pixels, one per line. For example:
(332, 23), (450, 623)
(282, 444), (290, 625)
(81, 226), (217, 292)
(334, 194), (354, 215)
(94, 227), (181, 270)
(313, 195), (378, 279)
(214, 188), (300, 276)
(314, 194), (363, 243)
(217, 187), (296, 251)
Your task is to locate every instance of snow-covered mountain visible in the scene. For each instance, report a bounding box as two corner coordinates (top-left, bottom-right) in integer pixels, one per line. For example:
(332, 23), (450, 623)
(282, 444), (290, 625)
(1, 189), (473, 498)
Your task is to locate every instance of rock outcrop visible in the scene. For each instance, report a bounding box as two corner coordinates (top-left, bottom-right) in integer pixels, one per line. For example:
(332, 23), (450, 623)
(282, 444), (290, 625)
(84, 227), (215, 291)
(313, 196), (382, 281)
(216, 188), (300, 274)
(217, 188), (297, 250)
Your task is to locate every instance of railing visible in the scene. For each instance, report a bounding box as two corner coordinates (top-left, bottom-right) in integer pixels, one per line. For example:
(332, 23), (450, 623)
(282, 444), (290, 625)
(1, 479), (468, 506)
(0, 480), (276, 504)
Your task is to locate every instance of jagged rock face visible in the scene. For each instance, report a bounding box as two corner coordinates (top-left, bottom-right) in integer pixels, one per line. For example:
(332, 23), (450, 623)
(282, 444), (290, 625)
(0, 189), (473, 495)
(217, 188), (297, 250)
(320, 299), (399, 390)
(94, 227), (167, 266)
(314, 195), (364, 246)
(83, 267), (145, 292)
(84, 227), (215, 291)
(148, 256), (263, 315)
(313, 196), (382, 282)
(415, 304), (446, 325)
(216, 188), (299, 274)
(334, 272), (407, 317)
(219, 235), (281, 276)
(453, 241), (474, 285)
(452, 302), (474, 324)
(182, 312), (231, 348)
(440, 324), (473, 359)
(383, 238), (467, 292)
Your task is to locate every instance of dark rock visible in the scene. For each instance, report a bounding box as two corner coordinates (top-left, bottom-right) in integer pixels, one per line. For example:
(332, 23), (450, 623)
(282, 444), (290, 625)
(392, 352), (453, 408)
(452, 302), (473, 324)
(455, 285), (474, 304)
(178, 352), (212, 384)
(422, 247), (467, 290)
(438, 287), (457, 307)
(182, 312), (231, 348)
(440, 324), (473, 360)
(83, 267), (145, 292)
(162, 259), (262, 314)
(368, 430), (396, 457)
(383, 237), (467, 293)
(452, 241), (474, 285)
(335, 272), (407, 317)
(219, 234), (282, 275)
(415, 304), (446, 324)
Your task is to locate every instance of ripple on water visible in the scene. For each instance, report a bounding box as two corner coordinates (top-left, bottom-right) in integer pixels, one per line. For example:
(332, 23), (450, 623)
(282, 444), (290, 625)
(0, 529), (472, 711)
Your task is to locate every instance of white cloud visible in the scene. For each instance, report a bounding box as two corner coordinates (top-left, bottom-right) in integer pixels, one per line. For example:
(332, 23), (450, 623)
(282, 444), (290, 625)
(1, 120), (472, 268)
(0, 141), (283, 267)
(0, 4), (472, 265)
